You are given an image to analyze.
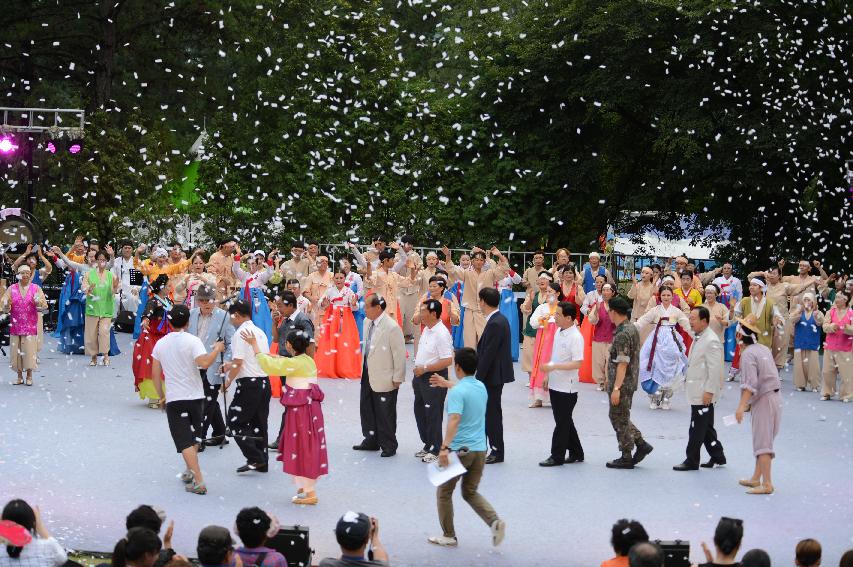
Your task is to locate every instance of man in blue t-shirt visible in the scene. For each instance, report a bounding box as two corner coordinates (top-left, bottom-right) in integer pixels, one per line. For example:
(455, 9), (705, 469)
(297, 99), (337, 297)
(427, 347), (506, 548)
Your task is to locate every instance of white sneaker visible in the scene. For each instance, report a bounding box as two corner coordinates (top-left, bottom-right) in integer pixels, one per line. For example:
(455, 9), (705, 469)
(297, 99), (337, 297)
(415, 449), (428, 458)
(661, 398), (671, 410)
(422, 453), (438, 463)
(490, 519), (506, 547)
(596, 385), (605, 391)
(428, 535), (458, 547)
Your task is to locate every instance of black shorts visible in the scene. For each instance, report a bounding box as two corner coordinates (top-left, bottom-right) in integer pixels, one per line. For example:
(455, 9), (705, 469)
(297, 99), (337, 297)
(166, 399), (204, 453)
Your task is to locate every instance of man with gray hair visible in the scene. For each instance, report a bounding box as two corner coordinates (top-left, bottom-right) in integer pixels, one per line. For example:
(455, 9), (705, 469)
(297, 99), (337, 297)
(629, 542), (664, 567)
(581, 251), (614, 294)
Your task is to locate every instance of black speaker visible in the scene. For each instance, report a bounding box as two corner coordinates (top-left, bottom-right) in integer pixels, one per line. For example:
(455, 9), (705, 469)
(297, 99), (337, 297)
(266, 525), (312, 567)
(655, 539), (690, 567)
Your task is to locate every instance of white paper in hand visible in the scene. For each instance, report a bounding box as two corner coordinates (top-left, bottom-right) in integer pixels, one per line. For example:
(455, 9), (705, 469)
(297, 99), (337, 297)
(427, 451), (467, 486)
(722, 414), (738, 427)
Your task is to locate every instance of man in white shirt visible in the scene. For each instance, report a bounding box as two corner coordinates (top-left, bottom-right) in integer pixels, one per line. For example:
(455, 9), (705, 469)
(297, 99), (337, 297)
(538, 302), (585, 466)
(413, 299), (454, 463)
(151, 304), (225, 495)
(223, 299), (271, 474)
(112, 240), (140, 314)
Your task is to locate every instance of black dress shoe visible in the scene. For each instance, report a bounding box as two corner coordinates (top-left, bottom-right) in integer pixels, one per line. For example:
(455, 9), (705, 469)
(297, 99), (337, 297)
(236, 463), (269, 473)
(539, 457), (563, 467)
(606, 456), (635, 469)
(566, 455), (585, 464)
(632, 441), (654, 465)
(701, 456), (727, 468)
(197, 443), (205, 453)
(205, 436), (229, 447)
(352, 442), (380, 451)
(380, 450), (396, 457)
(673, 461), (700, 471)
(485, 454), (504, 464)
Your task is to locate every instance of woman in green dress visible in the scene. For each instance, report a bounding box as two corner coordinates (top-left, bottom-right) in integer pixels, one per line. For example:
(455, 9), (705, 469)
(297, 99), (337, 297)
(83, 251), (120, 366)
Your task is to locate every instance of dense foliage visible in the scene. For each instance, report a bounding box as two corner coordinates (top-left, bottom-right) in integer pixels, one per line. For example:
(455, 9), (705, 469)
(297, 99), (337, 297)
(1, 0), (850, 271)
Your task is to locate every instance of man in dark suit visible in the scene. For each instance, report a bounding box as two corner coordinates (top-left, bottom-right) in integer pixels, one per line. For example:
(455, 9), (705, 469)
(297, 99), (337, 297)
(475, 287), (515, 464)
(267, 290), (315, 450)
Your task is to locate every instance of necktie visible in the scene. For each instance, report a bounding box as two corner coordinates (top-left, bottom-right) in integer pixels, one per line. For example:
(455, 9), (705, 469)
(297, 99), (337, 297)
(364, 321), (375, 366)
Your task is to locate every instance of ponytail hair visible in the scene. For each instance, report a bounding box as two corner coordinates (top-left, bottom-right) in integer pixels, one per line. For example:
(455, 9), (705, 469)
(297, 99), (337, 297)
(2, 499), (36, 560)
(714, 517), (744, 556)
(112, 527), (161, 567)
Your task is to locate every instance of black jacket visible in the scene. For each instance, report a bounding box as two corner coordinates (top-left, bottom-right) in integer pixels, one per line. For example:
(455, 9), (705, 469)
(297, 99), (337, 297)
(476, 311), (515, 387)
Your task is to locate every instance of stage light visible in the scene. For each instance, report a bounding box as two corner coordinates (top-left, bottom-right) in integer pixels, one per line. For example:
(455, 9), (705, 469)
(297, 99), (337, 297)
(0, 136), (17, 154)
(69, 142), (82, 154)
(46, 141), (57, 153)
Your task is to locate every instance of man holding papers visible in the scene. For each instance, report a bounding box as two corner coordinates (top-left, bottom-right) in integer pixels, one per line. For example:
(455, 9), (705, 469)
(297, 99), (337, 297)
(427, 347), (506, 549)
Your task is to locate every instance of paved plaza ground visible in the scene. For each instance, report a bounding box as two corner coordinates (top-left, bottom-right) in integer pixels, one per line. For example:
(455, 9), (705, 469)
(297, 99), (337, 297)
(1, 335), (852, 566)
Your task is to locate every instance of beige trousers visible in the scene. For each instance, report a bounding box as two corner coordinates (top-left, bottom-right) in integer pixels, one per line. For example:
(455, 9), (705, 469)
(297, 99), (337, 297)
(521, 335), (535, 373)
(463, 309), (486, 349)
(792, 349), (821, 391)
(592, 341), (611, 387)
(10, 335), (39, 372)
(84, 315), (111, 356)
(398, 291), (421, 337)
(821, 350), (853, 401)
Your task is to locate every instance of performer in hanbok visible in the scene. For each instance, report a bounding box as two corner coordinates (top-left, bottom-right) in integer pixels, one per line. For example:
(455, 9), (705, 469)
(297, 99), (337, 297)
(11, 245), (52, 352)
(341, 258), (366, 340)
(174, 254), (217, 309)
(820, 291), (853, 402)
(51, 247), (95, 354)
(674, 271), (703, 309)
(82, 251), (121, 366)
(521, 272), (555, 385)
(232, 250), (274, 344)
(627, 267), (655, 322)
(243, 329), (328, 505)
(134, 245), (194, 292)
(788, 292), (823, 392)
(412, 274), (460, 334)
(303, 255), (334, 328)
(702, 284), (731, 342)
(132, 275), (173, 408)
(528, 282), (562, 407)
(550, 248), (571, 275)
(580, 252), (614, 294)
(449, 263), (466, 349)
(206, 238), (239, 299)
(315, 271), (362, 379)
(712, 262), (743, 362)
(587, 282), (617, 391)
(0, 265), (48, 386)
(497, 268), (522, 362)
(557, 264), (585, 314)
(635, 286), (690, 410)
(364, 248), (409, 325)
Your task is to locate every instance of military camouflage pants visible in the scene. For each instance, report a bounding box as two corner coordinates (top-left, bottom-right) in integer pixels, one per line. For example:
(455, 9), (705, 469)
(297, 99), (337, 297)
(608, 392), (644, 456)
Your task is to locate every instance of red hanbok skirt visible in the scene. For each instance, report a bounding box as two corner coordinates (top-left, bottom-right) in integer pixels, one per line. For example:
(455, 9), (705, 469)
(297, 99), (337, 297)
(277, 383), (329, 479)
(132, 317), (172, 390)
(579, 317), (595, 383)
(315, 305), (363, 379)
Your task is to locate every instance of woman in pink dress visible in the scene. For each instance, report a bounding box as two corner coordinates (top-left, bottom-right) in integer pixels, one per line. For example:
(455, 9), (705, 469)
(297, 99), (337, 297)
(241, 328), (328, 506)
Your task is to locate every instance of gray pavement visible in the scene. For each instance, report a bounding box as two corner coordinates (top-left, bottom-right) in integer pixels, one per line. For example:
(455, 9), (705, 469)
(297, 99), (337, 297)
(1, 334), (852, 566)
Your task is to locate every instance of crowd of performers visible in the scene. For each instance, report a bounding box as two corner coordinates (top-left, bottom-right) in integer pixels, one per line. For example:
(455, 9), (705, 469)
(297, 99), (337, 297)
(2, 236), (852, 498)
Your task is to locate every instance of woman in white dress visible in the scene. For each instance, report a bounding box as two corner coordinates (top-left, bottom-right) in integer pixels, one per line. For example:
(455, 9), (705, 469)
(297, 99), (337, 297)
(635, 286), (690, 410)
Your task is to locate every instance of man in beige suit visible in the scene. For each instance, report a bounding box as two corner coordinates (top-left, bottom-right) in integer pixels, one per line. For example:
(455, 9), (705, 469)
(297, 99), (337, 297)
(352, 294), (407, 457)
(674, 305), (727, 471)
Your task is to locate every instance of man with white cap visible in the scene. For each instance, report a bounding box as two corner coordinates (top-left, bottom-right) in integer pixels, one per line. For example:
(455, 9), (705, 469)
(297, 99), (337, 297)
(732, 275), (782, 349)
(581, 252), (614, 294)
(0, 265), (48, 386)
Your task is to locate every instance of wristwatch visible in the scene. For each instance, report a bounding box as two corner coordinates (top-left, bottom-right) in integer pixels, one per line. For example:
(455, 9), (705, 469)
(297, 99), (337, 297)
(440, 446), (451, 452)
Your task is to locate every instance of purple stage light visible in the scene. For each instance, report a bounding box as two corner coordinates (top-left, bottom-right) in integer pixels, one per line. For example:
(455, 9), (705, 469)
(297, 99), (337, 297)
(0, 136), (17, 154)
(46, 141), (57, 153)
(69, 143), (81, 154)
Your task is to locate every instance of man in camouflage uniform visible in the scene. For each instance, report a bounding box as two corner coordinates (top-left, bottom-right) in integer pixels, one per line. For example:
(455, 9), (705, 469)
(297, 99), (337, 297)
(604, 296), (654, 469)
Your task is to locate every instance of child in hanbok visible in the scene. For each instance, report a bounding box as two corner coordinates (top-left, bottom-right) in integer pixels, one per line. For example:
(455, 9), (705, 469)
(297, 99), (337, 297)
(315, 271), (362, 378)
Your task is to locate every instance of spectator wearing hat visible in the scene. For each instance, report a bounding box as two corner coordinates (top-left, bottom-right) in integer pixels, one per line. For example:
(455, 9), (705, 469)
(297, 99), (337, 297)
(233, 508), (287, 567)
(319, 512), (389, 566)
(197, 526), (239, 567)
(0, 499), (67, 566)
(188, 284), (235, 448)
(151, 304), (225, 494)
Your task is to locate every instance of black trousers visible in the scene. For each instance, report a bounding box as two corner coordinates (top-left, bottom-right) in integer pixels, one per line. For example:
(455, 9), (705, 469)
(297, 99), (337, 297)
(413, 370), (448, 455)
(228, 376), (271, 464)
(358, 365), (400, 452)
(549, 389), (583, 462)
(200, 369), (226, 439)
(686, 403), (725, 465)
(485, 384), (505, 457)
